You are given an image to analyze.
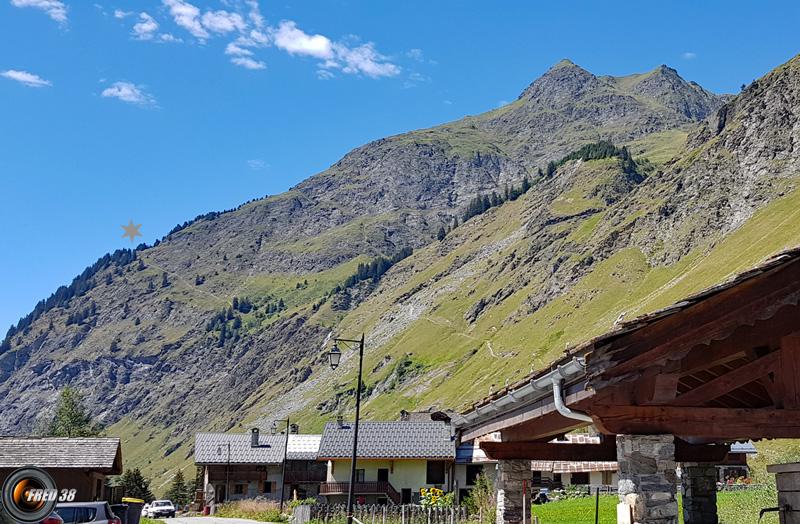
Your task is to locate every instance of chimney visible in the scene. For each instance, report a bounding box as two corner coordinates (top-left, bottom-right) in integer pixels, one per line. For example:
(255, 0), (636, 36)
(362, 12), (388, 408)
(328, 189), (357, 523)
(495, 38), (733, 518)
(399, 410), (410, 422)
(251, 427), (260, 448)
(290, 423), (299, 434)
(337, 415), (344, 428)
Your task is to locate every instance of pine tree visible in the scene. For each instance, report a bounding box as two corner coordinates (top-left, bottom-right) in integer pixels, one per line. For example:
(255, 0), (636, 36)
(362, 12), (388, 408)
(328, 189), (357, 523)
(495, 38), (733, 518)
(105, 274), (113, 285)
(137, 259), (145, 271)
(521, 176), (531, 193)
(45, 387), (102, 437)
(166, 469), (192, 506)
(437, 226), (446, 241)
(161, 273), (170, 288)
(232, 297), (239, 311)
(120, 468), (154, 502)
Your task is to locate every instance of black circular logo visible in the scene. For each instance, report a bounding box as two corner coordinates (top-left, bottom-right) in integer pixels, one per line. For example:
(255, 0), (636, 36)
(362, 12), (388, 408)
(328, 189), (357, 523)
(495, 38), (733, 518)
(1, 467), (58, 524)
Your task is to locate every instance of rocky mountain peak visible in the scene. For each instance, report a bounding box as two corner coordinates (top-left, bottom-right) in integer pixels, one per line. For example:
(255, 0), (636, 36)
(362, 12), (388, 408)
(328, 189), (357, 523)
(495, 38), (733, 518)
(624, 64), (724, 120)
(517, 58), (599, 105)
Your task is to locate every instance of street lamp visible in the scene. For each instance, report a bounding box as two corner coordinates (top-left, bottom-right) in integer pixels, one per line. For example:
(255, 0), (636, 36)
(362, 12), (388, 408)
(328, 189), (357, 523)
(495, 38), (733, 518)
(327, 334), (365, 524)
(216, 443), (230, 503)
(271, 419), (291, 513)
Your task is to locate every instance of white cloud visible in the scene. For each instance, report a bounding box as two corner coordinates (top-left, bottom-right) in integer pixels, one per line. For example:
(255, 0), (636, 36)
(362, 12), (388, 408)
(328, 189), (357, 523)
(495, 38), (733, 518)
(245, 0), (263, 29)
(162, 0), (208, 39)
(231, 57), (265, 70)
(101, 81), (156, 106)
(316, 69), (334, 80)
(407, 48), (424, 61)
(1, 69), (51, 87)
(682, 51), (697, 60)
(247, 159), (266, 170)
(10, 0), (67, 23)
(272, 21), (333, 59)
(443, 100), (453, 105)
(249, 29), (269, 45)
(331, 42), (399, 78)
(272, 21), (398, 78)
(226, 41), (253, 56)
(496, 100), (509, 108)
(132, 12), (159, 40)
(201, 10), (246, 34)
(159, 33), (180, 42)
(113, 9), (132, 18)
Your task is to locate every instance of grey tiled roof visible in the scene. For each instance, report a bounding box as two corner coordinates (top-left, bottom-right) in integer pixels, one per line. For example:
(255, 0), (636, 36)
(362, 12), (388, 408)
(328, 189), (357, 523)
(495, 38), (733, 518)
(318, 421), (455, 459)
(287, 434), (322, 460)
(0, 437), (122, 473)
(194, 433), (286, 464)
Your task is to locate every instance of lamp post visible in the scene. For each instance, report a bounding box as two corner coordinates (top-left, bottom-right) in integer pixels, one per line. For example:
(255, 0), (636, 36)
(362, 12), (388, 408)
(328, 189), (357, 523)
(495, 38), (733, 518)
(328, 333), (365, 524)
(216, 443), (230, 503)
(271, 419), (291, 513)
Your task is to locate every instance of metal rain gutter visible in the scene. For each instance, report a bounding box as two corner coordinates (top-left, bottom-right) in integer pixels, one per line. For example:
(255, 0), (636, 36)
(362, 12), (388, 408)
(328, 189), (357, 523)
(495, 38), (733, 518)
(460, 356), (589, 426)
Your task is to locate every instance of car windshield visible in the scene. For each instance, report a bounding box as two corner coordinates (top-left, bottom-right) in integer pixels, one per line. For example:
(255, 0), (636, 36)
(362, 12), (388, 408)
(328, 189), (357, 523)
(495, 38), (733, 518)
(153, 502), (170, 507)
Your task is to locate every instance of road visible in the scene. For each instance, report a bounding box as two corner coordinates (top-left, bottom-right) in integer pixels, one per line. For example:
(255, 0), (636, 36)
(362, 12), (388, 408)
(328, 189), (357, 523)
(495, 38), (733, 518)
(165, 517), (274, 524)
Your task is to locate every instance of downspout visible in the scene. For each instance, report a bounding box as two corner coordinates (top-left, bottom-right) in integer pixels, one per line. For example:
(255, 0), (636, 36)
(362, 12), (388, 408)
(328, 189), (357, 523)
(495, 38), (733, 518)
(551, 377), (593, 423)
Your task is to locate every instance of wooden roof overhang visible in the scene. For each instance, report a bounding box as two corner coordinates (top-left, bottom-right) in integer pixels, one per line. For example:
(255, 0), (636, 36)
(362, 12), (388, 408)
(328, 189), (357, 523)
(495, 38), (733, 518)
(459, 248), (800, 461)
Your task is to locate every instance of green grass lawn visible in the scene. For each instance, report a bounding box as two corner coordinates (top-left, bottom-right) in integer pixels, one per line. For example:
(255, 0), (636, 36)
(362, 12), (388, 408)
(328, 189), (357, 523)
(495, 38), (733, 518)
(529, 488), (779, 524)
(141, 518), (166, 524)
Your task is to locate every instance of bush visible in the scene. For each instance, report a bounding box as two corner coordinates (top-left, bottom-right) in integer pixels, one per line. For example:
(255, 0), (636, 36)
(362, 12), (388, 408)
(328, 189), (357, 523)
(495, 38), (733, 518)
(289, 498), (319, 510)
(215, 500), (288, 522)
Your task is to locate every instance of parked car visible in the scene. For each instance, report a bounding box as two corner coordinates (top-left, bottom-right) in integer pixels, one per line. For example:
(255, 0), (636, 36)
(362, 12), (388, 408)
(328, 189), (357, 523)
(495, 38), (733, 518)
(55, 502), (121, 524)
(145, 500), (175, 518)
(40, 512), (64, 524)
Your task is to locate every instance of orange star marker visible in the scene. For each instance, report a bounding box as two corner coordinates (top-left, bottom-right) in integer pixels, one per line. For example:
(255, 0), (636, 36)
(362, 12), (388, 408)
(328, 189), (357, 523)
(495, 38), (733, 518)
(121, 220), (142, 242)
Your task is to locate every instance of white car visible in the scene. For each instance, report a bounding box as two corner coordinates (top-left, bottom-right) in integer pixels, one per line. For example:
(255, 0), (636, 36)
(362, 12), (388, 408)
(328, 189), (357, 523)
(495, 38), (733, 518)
(145, 500), (176, 519)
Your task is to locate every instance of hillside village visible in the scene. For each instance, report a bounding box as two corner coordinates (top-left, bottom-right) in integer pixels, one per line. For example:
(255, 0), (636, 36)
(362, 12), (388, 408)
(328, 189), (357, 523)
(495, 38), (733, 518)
(3, 6), (800, 523)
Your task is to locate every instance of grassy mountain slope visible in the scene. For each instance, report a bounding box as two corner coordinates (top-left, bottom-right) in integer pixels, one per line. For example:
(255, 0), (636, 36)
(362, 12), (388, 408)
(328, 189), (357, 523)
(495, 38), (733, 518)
(5, 56), (800, 489)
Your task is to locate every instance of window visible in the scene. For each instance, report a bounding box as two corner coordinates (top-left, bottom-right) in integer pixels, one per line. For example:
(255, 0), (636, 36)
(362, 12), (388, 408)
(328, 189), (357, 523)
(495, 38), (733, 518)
(56, 508), (77, 524)
(531, 471), (542, 487)
(466, 465), (483, 486)
(76, 508), (97, 523)
(570, 472), (590, 485)
(401, 489), (412, 504)
(426, 461), (445, 484)
(377, 468), (389, 482)
(234, 484), (246, 495)
(263, 481), (273, 493)
(356, 469), (365, 482)
(602, 471), (614, 485)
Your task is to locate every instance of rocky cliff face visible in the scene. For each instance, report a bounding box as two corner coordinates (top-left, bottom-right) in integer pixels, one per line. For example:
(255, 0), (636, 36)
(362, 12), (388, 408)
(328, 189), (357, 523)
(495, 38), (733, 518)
(5, 57), (796, 486)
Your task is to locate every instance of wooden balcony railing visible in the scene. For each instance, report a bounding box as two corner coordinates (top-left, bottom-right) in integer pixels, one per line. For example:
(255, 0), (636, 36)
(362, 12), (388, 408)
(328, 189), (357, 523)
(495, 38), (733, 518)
(319, 482), (402, 504)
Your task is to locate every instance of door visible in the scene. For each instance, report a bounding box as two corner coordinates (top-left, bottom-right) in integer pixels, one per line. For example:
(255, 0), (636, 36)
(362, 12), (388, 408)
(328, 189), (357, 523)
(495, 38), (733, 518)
(377, 469), (389, 482)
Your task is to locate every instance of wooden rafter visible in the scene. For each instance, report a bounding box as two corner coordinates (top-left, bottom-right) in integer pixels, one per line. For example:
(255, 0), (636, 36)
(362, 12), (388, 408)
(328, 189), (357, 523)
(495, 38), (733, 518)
(479, 439), (731, 462)
(672, 351), (780, 407)
(591, 405), (800, 439)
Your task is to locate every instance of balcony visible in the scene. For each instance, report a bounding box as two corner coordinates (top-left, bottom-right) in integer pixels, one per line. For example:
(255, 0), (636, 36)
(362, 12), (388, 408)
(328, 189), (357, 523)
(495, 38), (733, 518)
(320, 482), (402, 504)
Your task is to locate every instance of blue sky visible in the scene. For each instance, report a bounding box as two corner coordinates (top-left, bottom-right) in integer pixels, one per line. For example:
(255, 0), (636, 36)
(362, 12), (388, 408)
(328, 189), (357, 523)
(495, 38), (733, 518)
(1, 0), (798, 334)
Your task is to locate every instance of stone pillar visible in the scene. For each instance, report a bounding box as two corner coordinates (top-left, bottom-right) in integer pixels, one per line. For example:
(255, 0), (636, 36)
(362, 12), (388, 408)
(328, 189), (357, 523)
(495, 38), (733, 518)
(617, 434), (679, 524)
(495, 459), (531, 524)
(681, 463), (719, 524)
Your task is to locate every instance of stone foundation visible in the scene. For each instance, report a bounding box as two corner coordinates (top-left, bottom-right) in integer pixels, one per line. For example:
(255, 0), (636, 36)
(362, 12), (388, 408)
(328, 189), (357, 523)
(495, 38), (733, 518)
(681, 463), (719, 524)
(495, 459), (531, 524)
(617, 434), (679, 524)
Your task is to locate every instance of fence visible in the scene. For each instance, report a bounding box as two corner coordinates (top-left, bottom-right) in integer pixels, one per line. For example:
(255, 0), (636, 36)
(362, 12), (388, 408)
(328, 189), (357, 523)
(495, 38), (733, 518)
(294, 504), (470, 524)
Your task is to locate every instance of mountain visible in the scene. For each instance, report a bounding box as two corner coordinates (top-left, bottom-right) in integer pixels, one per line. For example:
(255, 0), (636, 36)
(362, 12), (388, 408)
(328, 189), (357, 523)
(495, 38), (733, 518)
(4, 56), (799, 487)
